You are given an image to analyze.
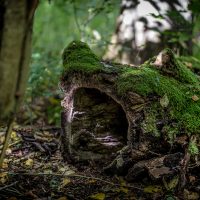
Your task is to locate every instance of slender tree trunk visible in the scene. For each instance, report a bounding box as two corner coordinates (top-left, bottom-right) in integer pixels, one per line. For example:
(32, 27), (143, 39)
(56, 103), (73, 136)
(0, 0), (38, 124)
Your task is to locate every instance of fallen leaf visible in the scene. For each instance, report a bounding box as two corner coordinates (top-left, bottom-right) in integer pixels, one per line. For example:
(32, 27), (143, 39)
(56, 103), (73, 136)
(61, 178), (71, 187)
(2, 159), (9, 169)
(0, 172), (8, 184)
(87, 179), (97, 184)
(166, 176), (179, 191)
(57, 197), (68, 200)
(0, 136), (5, 144)
(90, 193), (105, 200)
(185, 62), (192, 68)
(11, 131), (17, 139)
(184, 189), (199, 200)
(144, 185), (163, 193)
(25, 158), (34, 168)
(189, 176), (196, 183)
(192, 95), (199, 101)
(160, 94), (169, 108)
(7, 197), (17, 200)
(6, 148), (12, 155)
(175, 135), (188, 145)
(115, 187), (129, 194)
(59, 167), (75, 175)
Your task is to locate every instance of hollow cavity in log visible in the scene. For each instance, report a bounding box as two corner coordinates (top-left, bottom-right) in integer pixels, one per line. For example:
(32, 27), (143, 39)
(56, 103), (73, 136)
(70, 88), (128, 161)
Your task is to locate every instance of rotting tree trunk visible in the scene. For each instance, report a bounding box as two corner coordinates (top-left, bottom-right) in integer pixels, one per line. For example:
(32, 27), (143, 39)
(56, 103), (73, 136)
(0, 0), (38, 124)
(60, 41), (200, 178)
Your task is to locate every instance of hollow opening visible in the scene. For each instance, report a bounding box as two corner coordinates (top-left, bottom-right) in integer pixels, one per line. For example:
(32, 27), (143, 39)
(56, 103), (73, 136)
(71, 88), (128, 159)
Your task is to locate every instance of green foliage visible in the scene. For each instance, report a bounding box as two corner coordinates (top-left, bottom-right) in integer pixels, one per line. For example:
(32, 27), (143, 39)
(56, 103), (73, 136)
(27, 0), (120, 125)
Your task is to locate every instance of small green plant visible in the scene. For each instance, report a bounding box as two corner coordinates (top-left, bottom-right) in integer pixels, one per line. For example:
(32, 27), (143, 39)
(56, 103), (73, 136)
(188, 140), (199, 155)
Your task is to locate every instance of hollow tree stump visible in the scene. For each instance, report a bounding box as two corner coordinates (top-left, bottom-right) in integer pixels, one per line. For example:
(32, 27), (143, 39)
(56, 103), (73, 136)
(60, 41), (200, 173)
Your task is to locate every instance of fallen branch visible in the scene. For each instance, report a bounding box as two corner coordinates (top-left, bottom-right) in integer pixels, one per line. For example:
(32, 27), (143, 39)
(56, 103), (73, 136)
(0, 181), (18, 191)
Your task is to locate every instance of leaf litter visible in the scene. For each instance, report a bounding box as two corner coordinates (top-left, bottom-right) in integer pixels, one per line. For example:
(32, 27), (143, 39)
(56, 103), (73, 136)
(0, 125), (199, 199)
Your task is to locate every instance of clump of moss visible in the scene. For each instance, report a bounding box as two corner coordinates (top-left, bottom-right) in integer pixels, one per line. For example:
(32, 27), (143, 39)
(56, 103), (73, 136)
(178, 56), (200, 74)
(142, 109), (160, 137)
(61, 42), (200, 136)
(161, 49), (199, 85)
(117, 49), (200, 134)
(62, 41), (103, 73)
(117, 66), (187, 110)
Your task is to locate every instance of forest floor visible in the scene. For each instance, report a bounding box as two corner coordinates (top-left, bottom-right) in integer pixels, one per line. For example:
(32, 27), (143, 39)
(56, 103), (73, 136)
(0, 125), (199, 200)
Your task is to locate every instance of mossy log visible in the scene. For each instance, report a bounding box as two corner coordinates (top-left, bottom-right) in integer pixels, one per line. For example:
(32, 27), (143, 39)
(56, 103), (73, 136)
(60, 41), (200, 170)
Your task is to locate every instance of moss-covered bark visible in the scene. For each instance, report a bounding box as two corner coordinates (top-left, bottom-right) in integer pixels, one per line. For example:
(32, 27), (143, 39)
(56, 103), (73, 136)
(60, 41), (200, 165)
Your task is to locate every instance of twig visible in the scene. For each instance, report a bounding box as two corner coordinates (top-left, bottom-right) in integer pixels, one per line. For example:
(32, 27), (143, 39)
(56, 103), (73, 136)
(0, 118), (14, 168)
(7, 171), (143, 190)
(0, 181), (18, 191)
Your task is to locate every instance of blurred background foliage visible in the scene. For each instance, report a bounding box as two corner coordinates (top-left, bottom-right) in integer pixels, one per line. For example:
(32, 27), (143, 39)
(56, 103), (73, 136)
(22, 0), (200, 126)
(24, 0), (120, 125)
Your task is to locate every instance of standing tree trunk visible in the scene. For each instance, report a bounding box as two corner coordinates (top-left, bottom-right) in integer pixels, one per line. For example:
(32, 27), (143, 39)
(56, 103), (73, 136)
(0, 0), (38, 124)
(0, 0), (38, 168)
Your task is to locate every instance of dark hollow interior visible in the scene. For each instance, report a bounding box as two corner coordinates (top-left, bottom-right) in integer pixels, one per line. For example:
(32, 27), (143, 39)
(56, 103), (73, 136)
(72, 88), (128, 156)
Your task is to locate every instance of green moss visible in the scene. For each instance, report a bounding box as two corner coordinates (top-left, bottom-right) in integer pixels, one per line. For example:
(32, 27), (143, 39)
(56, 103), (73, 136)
(61, 42), (200, 136)
(62, 41), (103, 73)
(117, 66), (187, 110)
(162, 49), (199, 85)
(178, 56), (200, 72)
(162, 125), (178, 144)
(116, 49), (200, 134)
(188, 140), (199, 155)
(142, 108), (160, 137)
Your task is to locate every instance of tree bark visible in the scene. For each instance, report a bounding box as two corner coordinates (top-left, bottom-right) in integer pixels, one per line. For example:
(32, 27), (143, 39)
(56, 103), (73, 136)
(0, 0), (38, 124)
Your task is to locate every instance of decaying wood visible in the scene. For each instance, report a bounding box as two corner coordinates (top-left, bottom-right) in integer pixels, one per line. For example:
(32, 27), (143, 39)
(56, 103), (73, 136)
(60, 41), (200, 183)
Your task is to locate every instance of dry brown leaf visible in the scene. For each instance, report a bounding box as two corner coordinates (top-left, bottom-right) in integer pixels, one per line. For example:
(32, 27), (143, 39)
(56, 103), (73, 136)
(184, 189), (199, 200)
(61, 178), (71, 187)
(0, 172), (8, 184)
(192, 95), (199, 101)
(57, 197), (68, 200)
